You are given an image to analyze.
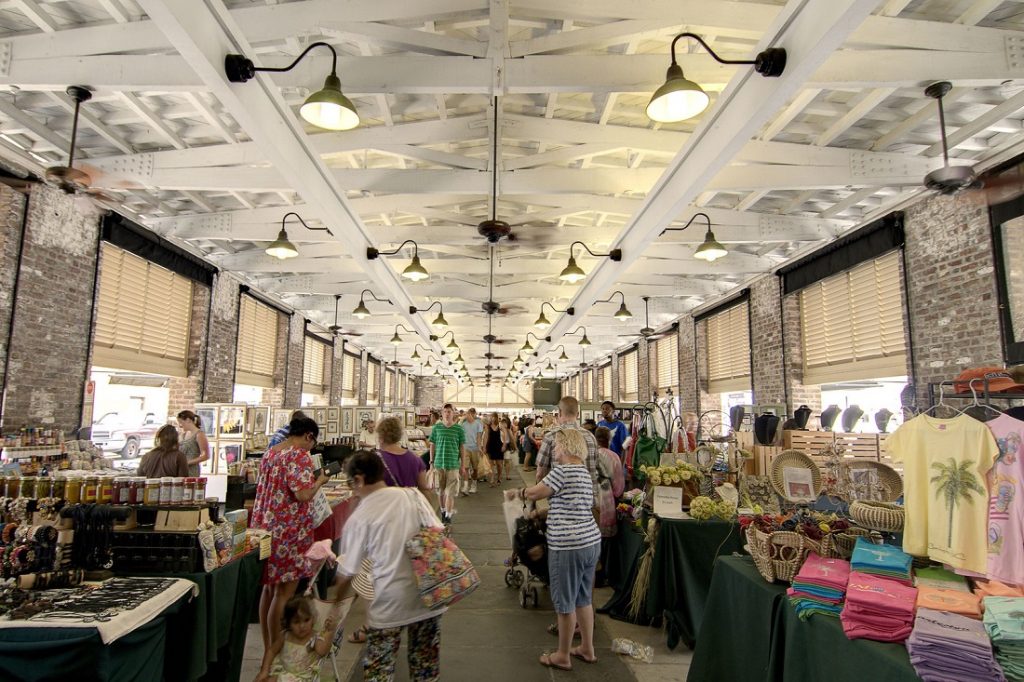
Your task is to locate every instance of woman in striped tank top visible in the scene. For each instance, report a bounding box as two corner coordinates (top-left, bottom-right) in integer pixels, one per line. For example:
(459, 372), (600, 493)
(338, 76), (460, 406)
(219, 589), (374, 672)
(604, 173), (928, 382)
(509, 428), (601, 671)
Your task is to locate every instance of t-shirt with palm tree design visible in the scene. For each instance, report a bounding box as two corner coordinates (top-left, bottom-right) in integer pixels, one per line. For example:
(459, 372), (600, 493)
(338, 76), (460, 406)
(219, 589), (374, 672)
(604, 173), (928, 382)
(887, 414), (998, 574)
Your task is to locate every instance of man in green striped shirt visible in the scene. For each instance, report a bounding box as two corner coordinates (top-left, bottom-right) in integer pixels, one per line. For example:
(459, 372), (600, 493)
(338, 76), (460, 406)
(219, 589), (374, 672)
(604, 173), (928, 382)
(430, 403), (466, 524)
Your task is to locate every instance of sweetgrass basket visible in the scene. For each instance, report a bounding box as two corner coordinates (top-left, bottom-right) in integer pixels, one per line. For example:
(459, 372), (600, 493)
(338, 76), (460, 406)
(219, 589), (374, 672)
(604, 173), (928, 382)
(745, 526), (821, 583)
(849, 500), (905, 532)
(769, 450), (822, 502)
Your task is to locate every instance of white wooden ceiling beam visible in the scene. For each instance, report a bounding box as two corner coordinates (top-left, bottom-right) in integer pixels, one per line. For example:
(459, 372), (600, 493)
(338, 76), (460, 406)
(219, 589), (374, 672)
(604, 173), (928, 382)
(956, 0), (1003, 26)
(321, 21), (487, 57)
(821, 187), (878, 218)
(510, 19), (680, 57)
(0, 96), (70, 154)
(116, 92), (186, 149)
(923, 89), (1024, 157)
(532, 0), (879, 357)
(45, 91), (133, 155)
(96, 0), (130, 23)
(14, 0), (58, 33)
(870, 87), (967, 151)
(814, 87), (895, 146)
(135, 0), (446, 360)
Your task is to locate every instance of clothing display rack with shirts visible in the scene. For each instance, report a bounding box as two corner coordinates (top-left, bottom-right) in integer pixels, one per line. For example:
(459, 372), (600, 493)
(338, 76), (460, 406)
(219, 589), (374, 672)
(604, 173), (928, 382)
(926, 377), (1024, 407)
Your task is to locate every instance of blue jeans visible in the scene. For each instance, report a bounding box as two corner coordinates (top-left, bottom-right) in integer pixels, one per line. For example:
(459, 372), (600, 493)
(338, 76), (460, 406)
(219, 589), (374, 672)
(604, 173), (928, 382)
(547, 543), (600, 614)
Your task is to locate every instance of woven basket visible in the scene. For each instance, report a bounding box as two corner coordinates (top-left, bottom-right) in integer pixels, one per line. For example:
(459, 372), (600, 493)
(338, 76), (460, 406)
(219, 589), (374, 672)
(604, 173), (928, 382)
(745, 526), (821, 583)
(769, 450), (822, 502)
(849, 500), (905, 532)
(820, 527), (872, 559)
(842, 460), (903, 502)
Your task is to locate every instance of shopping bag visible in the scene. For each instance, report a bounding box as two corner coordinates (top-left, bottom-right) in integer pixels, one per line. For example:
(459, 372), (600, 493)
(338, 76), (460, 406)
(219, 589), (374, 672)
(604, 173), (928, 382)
(477, 454), (493, 478)
(403, 489), (480, 609)
(632, 416), (666, 483)
(311, 489), (333, 527)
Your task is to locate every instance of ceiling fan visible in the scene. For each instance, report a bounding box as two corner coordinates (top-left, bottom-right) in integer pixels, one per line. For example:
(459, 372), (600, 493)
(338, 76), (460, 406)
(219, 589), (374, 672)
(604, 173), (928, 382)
(327, 294), (363, 337)
(619, 297), (673, 341)
(388, 346), (413, 368)
(44, 86), (119, 205)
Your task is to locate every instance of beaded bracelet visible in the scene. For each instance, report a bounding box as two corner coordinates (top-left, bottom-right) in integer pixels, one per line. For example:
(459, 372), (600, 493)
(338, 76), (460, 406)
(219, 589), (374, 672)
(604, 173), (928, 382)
(1, 523), (18, 544)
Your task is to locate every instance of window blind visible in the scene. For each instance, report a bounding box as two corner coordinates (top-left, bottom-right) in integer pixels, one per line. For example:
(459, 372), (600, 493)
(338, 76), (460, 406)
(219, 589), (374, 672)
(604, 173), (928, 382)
(367, 358), (381, 402)
(651, 333), (679, 397)
(619, 349), (638, 402)
(581, 369), (592, 402)
(341, 352), (357, 398)
(384, 368), (395, 405)
(800, 251), (907, 384)
(707, 302), (751, 393)
(234, 295), (280, 388)
(94, 243), (194, 377)
(302, 336), (327, 394)
(407, 376), (415, 404)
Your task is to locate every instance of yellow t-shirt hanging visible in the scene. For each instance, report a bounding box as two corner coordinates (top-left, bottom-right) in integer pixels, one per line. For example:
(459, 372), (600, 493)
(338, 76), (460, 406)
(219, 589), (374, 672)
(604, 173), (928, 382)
(886, 414), (997, 574)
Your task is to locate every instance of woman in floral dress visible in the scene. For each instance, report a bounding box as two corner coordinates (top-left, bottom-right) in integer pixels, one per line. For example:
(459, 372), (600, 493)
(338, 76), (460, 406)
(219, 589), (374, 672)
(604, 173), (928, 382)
(252, 416), (330, 653)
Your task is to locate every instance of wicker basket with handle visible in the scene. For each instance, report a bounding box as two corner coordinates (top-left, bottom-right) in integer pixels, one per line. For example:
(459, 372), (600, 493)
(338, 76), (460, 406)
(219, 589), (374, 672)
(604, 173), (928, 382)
(849, 500), (905, 532)
(745, 526), (821, 583)
(820, 527), (872, 559)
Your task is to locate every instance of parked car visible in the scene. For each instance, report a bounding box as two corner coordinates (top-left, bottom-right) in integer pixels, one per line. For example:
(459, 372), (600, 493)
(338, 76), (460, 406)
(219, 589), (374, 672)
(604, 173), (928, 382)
(90, 412), (162, 459)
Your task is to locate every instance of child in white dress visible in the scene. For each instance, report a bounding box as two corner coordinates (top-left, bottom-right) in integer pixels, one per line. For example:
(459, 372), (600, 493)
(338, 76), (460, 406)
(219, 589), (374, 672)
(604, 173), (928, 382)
(256, 596), (335, 682)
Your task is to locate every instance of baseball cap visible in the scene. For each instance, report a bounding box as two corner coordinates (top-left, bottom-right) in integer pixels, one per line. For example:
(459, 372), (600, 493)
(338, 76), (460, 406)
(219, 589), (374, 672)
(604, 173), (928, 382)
(953, 366), (1024, 394)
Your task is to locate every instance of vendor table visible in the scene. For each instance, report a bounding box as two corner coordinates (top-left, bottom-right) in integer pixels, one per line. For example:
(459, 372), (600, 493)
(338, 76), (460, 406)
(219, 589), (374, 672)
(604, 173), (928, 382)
(0, 577), (196, 682)
(645, 517), (745, 650)
(688, 556), (920, 682)
(598, 518), (656, 625)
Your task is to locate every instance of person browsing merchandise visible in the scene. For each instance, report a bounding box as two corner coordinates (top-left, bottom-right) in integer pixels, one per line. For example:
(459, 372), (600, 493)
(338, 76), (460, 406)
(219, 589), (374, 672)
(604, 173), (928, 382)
(460, 408), (485, 496)
(535, 397), (598, 494)
(429, 403), (466, 524)
(268, 410), (308, 449)
(597, 401), (629, 457)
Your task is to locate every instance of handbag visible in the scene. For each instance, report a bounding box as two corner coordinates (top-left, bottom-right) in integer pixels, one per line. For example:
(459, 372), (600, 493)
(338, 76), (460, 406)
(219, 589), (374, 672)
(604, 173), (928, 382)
(477, 453), (493, 477)
(402, 489), (480, 609)
(632, 415), (666, 483)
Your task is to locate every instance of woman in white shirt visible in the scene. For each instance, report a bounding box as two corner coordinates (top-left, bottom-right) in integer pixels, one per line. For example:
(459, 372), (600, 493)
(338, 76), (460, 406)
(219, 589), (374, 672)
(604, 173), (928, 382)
(336, 450), (445, 681)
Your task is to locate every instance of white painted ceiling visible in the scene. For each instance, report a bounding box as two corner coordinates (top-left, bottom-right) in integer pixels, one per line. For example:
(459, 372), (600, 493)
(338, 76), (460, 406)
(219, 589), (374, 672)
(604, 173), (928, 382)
(1, 0), (1024, 387)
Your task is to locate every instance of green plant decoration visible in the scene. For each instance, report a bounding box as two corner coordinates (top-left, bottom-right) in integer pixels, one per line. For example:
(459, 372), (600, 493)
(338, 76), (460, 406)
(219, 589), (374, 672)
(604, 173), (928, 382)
(930, 458), (986, 547)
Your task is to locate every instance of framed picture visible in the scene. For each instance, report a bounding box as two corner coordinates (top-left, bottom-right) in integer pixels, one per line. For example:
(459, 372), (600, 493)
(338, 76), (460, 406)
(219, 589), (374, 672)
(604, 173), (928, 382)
(252, 433), (268, 450)
(219, 405), (246, 439)
(217, 442), (244, 472)
(327, 407), (340, 422)
(313, 407), (328, 425)
(271, 409), (291, 432)
(196, 406), (217, 438)
(357, 408), (376, 430)
(341, 408), (354, 435)
(581, 410), (594, 422)
(327, 421), (339, 437)
(782, 466), (815, 502)
(405, 411), (416, 427)
(251, 406), (270, 435)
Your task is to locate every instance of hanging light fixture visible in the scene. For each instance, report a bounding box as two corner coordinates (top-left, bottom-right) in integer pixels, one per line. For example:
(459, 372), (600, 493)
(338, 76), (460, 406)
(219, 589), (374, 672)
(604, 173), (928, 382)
(352, 289), (391, 319)
(225, 41), (360, 131)
(520, 332), (549, 353)
(367, 240), (429, 281)
(265, 212), (333, 260)
(411, 344), (429, 361)
(558, 241), (622, 283)
(660, 212), (727, 262)
(566, 326), (591, 346)
(646, 33), (786, 123)
(533, 301), (575, 330)
(390, 324), (415, 345)
(432, 330), (459, 350)
(595, 291), (633, 321)
(409, 301), (448, 329)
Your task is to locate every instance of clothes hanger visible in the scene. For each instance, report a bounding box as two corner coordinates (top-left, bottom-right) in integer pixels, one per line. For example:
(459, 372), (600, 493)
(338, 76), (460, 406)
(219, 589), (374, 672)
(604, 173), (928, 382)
(921, 381), (959, 417)
(958, 379), (1003, 420)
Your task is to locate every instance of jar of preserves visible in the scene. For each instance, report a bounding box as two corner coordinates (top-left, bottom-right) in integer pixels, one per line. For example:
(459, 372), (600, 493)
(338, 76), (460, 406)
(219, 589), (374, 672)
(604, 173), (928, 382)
(64, 477), (81, 504)
(126, 478), (141, 505)
(98, 477), (113, 504)
(51, 476), (66, 501)
(34, 477), (52, 499)
(144, 478), (161, 505)
(195, 477), (208, 502)
(82, 476), (98, 504)
(20, 476), (36, 499)
(159, 477), (173, 505)
(183, 477), (196, 505)
(4, 476), (17, 499)
(112, 477), (126, 504)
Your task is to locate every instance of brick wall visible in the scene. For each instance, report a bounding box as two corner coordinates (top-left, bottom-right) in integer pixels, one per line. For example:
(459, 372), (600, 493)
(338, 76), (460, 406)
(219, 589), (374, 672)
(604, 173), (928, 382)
(5, 186), (101, 431)
(750, 276), (786, 406)
(414, 375), (444, 408)
(328, 340), (345, 405)
(202, 273), (240, 403)
(610, 352), (620, 404)
(283, 316), (305, 407)
(0, 185), (26, 399)
(167, 282), (211, 416)
(357, 351), (368, 404)
(903, 192), (1003, 406)
(678, 317), (698, 411)
(260, 311), (291, 407)
(695, 318), (715, 413)
(637, 336), (651, 402)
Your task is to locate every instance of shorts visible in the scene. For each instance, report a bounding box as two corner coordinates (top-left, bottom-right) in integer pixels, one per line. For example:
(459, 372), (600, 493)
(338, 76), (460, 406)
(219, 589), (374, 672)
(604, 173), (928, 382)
(436, 468), (460, 499)
(547, 543), (600, 614)
(465, 448), (481, 473)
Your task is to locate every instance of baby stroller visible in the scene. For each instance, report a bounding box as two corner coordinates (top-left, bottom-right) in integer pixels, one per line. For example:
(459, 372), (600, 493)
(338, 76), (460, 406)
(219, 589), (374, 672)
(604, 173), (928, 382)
(303, 540), (357, 680)
(502, 499), (548, 608)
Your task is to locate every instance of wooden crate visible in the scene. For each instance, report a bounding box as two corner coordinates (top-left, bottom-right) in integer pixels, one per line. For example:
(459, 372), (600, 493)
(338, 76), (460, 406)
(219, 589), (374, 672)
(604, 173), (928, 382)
(754, 446), (786, 476)
(834, 433), (881, 461)
(784, 430), (836, 452)
(734, 430), (755, 451)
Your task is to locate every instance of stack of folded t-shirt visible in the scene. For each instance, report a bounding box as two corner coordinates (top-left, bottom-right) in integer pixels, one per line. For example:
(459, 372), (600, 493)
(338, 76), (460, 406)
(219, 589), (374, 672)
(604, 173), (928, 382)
(787, 553), (850, 619)
(917, 584), (983, 619)
(984, 596), (1024, 681)
(907, 608), (1006, 682)
(841, 571), (917, 642)
(915, 565), (971, 592)
(850, 537), (913, 585)
(975, 580), (1024, 599)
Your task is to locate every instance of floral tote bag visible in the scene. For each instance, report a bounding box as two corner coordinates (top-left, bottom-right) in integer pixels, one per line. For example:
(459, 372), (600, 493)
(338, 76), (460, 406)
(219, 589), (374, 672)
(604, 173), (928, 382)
(402, 489), (480, 609)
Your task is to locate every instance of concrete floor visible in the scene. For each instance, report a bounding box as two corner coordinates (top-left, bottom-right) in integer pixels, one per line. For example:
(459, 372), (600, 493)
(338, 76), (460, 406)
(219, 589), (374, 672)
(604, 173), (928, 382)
(241, 465), (692, 680)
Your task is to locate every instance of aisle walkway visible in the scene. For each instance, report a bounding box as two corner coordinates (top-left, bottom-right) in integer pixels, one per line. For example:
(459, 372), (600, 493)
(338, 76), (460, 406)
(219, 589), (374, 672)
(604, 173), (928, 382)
(241, 465), (692, 680)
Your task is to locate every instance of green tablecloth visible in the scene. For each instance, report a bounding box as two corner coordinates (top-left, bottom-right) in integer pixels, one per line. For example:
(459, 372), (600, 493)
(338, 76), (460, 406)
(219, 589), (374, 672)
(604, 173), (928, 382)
(598, 518), (656, 624)
(688, 555), (787, 682)
(689, 555), (920, 682)
(0, 589), (189, 682)
(645, 517), (746, 650)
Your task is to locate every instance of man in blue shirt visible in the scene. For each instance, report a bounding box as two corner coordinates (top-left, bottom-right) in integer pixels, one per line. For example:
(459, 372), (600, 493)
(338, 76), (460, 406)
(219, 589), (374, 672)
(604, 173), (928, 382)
(268, 410), (308, 448)
(597, 401), (628, 457)
(460, 407), (485, 495)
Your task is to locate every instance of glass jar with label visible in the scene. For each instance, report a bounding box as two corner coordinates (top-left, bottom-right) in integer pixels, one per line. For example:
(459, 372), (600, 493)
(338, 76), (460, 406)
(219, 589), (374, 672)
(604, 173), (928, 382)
(21, 476), (37, 499)
(144, 478), (161, 505)
(159, 477), (173, 505)
(64, 477), (81, 504)
(126, 478), (141, 505)
(183, 477), (196, 505)
(34, 477), (52, 499)
(82, 476), (98, 504)
(51, 476), (66, 501)
(195, 477), (208, 502)
(98, 477), (113, 504)
(170, 478), (184, 506)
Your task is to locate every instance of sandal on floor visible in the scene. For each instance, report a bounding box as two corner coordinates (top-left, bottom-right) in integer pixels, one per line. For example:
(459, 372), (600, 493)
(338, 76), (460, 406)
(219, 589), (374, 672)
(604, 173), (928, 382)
(546, 623), (581, 638)
(539, 652), (572, 671)
(347, 626), (367, 644)
(570, 649), (597, 664)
